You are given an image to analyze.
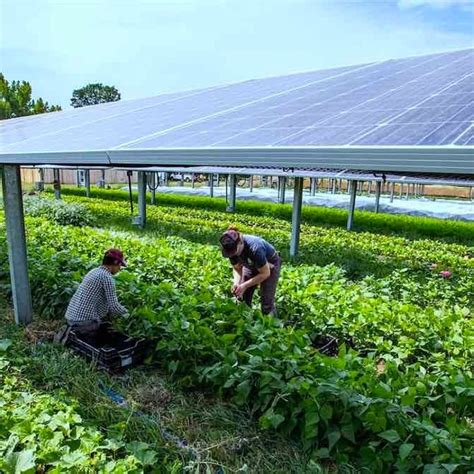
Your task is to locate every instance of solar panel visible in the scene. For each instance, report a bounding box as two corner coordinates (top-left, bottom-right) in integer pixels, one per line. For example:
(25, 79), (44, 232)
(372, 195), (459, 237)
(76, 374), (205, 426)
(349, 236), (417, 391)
(0, 48), (473, 173)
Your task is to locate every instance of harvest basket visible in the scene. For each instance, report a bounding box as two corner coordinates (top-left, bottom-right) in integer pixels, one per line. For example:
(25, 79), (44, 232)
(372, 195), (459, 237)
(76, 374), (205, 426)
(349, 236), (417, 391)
(67, 324), (149, 372)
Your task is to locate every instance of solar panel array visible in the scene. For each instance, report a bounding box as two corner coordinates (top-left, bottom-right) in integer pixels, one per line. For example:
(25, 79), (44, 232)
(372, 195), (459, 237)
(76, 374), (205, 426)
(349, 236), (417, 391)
(1, 48), (473, 154)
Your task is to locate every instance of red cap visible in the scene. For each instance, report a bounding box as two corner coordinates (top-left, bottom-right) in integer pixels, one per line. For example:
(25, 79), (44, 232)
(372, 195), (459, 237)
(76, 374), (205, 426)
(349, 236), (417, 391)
(105, 248), (127, 267)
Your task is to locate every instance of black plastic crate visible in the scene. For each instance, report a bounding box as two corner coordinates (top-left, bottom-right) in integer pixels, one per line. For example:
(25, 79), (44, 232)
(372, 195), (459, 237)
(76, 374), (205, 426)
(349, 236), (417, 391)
(67, 324), (149, 372)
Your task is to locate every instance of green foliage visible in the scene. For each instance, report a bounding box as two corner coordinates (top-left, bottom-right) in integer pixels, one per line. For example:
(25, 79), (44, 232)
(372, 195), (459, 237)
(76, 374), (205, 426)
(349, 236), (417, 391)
(22, 196), (95, 227)
(0, 73), (61, 119)
(0, 208), (472, 471)
(71, 83), (121, 108)
(56, 186), (474, 247)
(0, 338), (178, 473)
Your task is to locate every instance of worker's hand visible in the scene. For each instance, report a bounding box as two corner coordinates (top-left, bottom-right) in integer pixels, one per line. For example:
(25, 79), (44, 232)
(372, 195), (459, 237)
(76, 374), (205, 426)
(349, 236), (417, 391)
(233, 283), (247, 298)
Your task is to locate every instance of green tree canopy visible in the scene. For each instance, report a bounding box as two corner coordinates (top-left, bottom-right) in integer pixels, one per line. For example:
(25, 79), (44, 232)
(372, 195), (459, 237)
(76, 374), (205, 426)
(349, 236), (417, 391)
(70, 83), (121, 108)
(0, 73), (61, 120)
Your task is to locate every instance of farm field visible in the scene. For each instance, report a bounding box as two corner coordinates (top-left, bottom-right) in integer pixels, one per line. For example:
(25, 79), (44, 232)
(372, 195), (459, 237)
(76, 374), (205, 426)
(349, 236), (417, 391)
(0, 188), (473, 473)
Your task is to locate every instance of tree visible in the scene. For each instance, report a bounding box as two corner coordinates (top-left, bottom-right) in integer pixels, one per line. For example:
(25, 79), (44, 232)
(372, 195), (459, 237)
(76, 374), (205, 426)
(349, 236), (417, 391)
(0, 73), (62, 120)
(70, 83), (121, 108)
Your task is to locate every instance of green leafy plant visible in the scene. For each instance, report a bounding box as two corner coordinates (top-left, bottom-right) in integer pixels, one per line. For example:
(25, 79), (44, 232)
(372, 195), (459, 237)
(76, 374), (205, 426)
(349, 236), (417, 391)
(22, 195), (95, 227)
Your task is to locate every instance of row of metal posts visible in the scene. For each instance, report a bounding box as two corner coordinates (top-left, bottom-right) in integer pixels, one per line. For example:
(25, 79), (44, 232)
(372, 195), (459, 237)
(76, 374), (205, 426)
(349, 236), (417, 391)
(4, 165), (474, 325)
(51, 171), (461, 205)
(28, 167), (474, 258)
(51, 171), (378, 232)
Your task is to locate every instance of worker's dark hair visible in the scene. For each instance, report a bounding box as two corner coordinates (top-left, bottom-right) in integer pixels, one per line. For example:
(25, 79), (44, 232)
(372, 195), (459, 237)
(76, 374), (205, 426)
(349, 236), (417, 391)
(102, 255), (118, 266)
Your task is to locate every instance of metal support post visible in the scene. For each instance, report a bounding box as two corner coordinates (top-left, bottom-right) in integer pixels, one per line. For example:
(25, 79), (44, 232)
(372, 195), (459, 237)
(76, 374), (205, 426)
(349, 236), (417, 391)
(53, 168), (61, 200)
(375, 181), (381, 213)
(278, 176), (286, 204)
(150, 173), (156, 205)
(249, 175), (254, 192)
(209, 174), (214, 198)
(390, 183), (395, 203)
(84, 169), (91, 197)
(191, 173), (195, 189)
(99, 169), (106, 188)
(137, 171), (147, 229)
(310, 178), (317, 196)
(2, 166), (33, 325)
(332, 179), (336, 194)
(180, 174), (185, 187)
(226, 174), (236, 212)
(35, 168), (45, 191)
(347, 180), (358, 231)
(216, 174), (220, 187)
(290, 177), (304, 259)
(76, 170), (81, 187)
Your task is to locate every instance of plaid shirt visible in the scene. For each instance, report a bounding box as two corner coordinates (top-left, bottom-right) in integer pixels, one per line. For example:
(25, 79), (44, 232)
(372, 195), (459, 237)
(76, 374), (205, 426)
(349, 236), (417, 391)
(65, 266), (127, 323)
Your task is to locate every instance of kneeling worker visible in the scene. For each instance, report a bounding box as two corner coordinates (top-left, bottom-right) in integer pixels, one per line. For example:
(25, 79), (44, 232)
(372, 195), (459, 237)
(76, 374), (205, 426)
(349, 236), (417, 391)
(220, 227), (281, 316)
(55, 248), (128, 344)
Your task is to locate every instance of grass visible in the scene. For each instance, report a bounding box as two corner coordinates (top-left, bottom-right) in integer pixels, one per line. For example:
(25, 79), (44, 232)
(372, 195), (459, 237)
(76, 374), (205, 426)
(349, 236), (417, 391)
(0, 293), (322, 473)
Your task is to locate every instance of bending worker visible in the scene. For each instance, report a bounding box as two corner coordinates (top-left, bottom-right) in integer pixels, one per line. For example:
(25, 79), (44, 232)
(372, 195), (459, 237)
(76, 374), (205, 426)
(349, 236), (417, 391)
(55, 248), (128, 344)
(220, 226), (281, 316)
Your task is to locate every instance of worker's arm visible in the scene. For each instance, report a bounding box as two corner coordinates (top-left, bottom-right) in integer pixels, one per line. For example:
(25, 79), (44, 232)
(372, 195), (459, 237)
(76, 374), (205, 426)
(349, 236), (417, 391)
(232, 263), (243, 284)
(233, 263), (271, 297)
(103, 274), (127, 317)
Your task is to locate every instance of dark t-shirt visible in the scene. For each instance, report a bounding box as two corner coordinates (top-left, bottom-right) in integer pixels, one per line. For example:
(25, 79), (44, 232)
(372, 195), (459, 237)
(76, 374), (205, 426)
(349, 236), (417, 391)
(229, 235), (276, 270)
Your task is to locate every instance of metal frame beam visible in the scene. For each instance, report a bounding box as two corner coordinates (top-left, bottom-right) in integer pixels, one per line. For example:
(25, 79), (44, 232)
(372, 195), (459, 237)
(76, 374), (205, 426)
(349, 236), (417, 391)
(290, 177), (304, 259)
(2, 165), (33, 325)
(4, 146), (473, 175)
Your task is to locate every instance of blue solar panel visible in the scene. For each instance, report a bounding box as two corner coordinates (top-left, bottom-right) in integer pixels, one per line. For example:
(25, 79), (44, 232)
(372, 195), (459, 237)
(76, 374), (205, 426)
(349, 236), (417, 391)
(1, 48), (473, 154)
(454, 125), (474, 145)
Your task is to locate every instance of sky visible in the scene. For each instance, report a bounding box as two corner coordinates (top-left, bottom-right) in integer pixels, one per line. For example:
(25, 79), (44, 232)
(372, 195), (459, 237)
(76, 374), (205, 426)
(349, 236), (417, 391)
(0, 0), (473, 109)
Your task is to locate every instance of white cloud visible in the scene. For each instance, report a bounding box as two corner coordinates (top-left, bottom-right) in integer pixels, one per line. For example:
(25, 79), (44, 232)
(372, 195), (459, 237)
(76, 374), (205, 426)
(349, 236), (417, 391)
(398, 0), (474, 9)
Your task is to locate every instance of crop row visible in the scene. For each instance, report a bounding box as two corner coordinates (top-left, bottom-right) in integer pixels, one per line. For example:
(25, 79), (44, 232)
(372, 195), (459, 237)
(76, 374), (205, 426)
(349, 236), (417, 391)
(57, 187), (474, 246)
(0, 212), (472, 471)
(49, 191), (474, 308)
